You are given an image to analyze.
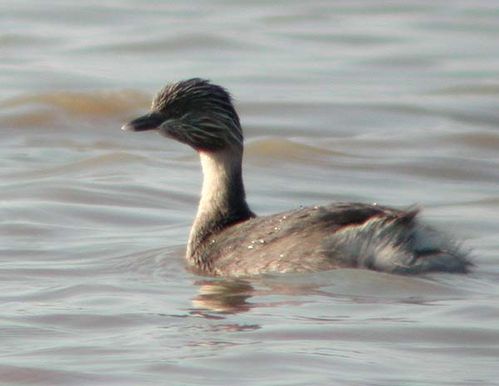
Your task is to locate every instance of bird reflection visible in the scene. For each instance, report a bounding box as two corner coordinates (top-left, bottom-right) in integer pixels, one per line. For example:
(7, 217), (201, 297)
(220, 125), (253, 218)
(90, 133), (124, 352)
(191, 279), (255, 315)
(190, 275), (329, 316)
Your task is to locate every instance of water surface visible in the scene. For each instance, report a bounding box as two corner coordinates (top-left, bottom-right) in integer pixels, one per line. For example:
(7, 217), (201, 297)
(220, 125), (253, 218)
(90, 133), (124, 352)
(1, 1), (499, 385)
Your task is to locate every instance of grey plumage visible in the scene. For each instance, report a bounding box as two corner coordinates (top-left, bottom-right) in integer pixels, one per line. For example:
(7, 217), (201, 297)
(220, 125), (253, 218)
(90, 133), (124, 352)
(122, 78), (472, 277)
(152, 78), (243, 150)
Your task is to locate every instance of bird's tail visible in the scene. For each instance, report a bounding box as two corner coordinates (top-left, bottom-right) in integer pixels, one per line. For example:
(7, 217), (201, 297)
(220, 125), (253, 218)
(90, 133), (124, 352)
(328, 209), (471, 274)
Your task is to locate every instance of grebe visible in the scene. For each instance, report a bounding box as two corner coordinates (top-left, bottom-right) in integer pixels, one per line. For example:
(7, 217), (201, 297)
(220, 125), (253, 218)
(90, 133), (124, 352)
(122, 78), (471, 276)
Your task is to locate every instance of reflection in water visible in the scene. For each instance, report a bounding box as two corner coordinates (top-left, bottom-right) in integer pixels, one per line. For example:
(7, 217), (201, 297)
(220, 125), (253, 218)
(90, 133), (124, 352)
(190, 275), (331, 315)
(190, 270), (479, 317)
(191, 280), (255, 315)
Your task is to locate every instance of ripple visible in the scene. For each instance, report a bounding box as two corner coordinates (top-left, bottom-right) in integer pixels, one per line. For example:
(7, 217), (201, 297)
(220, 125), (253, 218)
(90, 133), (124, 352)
(0, 364), (106, 386)
(443, 131), (499, 151)
(3, 152), (148, 180)
(430, 84), (499, 96)
(86, 33), (262, 54)
(246, 137), (347, 163)
(0, 32), (60, 47)
(0, 90), (149, 129)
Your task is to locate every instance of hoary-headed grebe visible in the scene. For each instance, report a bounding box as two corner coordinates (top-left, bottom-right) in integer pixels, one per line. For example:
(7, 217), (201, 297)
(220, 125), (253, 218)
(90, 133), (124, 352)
(122, 78), (471, 276)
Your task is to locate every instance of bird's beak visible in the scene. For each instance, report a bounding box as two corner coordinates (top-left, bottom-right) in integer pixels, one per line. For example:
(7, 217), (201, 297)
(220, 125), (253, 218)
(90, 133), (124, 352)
(121, 112), (165, 132)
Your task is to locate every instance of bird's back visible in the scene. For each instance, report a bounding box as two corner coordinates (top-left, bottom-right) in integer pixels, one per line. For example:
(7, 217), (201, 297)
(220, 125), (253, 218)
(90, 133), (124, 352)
(190, 203), (470, 276)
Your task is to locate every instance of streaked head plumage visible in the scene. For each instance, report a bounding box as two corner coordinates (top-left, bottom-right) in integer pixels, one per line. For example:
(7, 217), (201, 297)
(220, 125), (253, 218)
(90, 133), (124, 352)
(122, 78), (243, 151)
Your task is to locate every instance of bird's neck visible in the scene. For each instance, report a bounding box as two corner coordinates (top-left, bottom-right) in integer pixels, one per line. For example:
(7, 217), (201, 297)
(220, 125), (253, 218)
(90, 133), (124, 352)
(187, 148), (254, 266)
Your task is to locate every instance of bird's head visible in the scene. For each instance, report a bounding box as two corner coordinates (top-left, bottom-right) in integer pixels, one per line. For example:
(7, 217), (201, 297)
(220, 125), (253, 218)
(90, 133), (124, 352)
(122, 78), (243, 152)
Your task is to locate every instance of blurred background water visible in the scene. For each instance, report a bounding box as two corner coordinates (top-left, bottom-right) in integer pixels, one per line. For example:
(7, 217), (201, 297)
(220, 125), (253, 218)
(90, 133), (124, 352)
(1, 1), (499, 385)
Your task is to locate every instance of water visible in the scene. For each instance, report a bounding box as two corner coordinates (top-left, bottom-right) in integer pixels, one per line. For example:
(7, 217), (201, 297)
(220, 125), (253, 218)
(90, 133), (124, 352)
(1, 1), (499, 385)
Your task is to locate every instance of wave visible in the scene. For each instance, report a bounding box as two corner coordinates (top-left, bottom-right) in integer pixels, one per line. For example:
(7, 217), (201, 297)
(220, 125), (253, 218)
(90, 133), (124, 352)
(0, 90), (149, 129)
(82, 33), (261, 54)
(246, 136), (350, 162)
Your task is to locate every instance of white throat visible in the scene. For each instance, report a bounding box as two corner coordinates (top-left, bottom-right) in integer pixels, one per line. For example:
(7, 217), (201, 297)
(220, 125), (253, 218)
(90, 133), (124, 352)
(198, 150), (239, 214)
(187, 149), (243, 258)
